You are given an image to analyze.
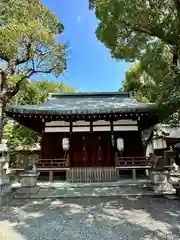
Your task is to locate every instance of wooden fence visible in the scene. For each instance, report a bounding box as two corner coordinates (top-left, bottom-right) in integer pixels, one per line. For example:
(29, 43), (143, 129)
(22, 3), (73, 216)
(67, 167), (119, 183)
(115, 155), (150, 167)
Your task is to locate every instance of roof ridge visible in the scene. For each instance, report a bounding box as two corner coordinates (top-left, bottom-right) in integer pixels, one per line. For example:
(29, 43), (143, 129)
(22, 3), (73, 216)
(48, 92), (132, 99)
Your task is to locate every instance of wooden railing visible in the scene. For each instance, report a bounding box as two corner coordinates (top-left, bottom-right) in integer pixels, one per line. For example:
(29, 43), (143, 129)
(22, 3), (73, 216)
(115, 156), (150, 166)
(37, 158), (68, 168)
(11, 155), (150, 169)
(10, 158), (69, 169)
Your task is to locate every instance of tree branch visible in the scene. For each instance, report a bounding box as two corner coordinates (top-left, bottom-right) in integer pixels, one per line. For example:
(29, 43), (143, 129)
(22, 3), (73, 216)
(15, 41), (32, 65)
(0, 50), (10, 63)
(0, 40), (32, 66)
(0, 69), (34, 102)
(0, 66), (56, 103)
(0, 69), (8, 92)
(122, 21), (176, 46)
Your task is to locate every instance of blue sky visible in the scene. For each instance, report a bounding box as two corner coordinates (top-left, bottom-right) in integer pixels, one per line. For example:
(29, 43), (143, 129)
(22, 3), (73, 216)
(41, 0), (131, 92)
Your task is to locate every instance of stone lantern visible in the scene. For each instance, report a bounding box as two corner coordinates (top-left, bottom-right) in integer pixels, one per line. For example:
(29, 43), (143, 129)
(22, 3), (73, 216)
(0, 140), (9, 183)
(0, 139), (12, 205)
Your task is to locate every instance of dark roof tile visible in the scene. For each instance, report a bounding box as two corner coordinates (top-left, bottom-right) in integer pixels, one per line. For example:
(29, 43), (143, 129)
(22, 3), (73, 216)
(6, 92), (155, 115)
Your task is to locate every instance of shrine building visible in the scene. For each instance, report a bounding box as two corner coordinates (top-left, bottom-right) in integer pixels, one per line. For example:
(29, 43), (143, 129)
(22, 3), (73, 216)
(6, 92), (158, 182)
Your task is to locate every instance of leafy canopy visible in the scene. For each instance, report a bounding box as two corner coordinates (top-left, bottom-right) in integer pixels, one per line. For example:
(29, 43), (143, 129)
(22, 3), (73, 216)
(0, 0), (66, 104)
(89, 0), (178, 61)
(89, 0), (180, 119)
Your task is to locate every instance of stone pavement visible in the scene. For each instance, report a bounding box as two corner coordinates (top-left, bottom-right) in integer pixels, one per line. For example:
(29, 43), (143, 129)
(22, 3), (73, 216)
(0, 196), (180, 239)
(13, 180), (175, 199)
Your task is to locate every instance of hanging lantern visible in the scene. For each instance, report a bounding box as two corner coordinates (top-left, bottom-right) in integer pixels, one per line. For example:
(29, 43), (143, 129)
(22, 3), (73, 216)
(117, 138), (124, 151)
(62, 138), (70, 151)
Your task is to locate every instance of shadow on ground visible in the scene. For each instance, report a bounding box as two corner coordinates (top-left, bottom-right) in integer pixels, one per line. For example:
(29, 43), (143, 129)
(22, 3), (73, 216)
(0, 196), (180, 239)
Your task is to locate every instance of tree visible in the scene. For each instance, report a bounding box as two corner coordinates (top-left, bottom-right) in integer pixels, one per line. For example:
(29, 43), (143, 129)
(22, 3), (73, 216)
(121, 61), (180, 123)
(89, 0), (180, 120)
(4, 80), (76, 149)
(120, 62), (158, 103)
(0, 0), (66, 142)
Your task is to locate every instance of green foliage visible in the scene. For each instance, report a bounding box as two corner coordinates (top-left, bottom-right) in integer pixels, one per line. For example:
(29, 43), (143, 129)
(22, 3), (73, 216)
(90, 0), (180, 121)
(89, 0), (177, 61)
(0, 0), (67, 142)
(3, 122), (40, 150)
(11, 79), (76, 105)
(0, 0), (66, 104)
(120, 60), (180, 123)
(4, 80), (76, 149)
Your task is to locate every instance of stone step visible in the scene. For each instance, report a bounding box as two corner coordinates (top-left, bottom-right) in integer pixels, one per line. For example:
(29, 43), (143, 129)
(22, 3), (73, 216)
(12, 179), (151, 190)
(13, 185), (172, 199)
(39, 179), (151, 188)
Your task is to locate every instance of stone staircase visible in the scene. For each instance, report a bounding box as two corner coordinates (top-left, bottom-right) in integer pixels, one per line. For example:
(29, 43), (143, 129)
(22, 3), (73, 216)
(12, 180), (175, 199)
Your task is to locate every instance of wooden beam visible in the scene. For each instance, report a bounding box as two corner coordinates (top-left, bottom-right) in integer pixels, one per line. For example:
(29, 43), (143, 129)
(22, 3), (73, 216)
(44, 127), (70, 132)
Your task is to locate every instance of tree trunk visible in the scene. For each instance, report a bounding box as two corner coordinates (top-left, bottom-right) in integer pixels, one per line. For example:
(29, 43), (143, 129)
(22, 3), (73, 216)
(0, 72), (5, 144)
(0, 101), (4, 143)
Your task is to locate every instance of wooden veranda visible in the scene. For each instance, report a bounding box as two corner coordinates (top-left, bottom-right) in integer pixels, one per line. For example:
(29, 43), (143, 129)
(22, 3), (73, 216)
(10, 155), (152, 182)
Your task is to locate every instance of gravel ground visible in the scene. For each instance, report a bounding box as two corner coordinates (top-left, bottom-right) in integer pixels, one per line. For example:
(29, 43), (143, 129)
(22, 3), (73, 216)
(0, 196), (180, 240)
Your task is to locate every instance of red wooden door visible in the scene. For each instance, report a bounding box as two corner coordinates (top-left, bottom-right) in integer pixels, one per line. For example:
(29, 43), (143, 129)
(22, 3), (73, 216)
(70, 132), (112, 167)
(70, 133), (90, 167)
(93, 133), (112, 166)
(91, 134), (103, 166)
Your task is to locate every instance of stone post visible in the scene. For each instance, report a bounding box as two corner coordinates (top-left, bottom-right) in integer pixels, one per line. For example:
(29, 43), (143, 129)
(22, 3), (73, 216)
(17, 159), (40, 195)
(0, 140), (13, 205)
(148, 169), (173, 193)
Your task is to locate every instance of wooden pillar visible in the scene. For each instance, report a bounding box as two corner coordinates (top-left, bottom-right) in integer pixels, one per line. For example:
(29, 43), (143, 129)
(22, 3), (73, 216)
(49, 171), (53, 182)
(132, 169), (136, 180)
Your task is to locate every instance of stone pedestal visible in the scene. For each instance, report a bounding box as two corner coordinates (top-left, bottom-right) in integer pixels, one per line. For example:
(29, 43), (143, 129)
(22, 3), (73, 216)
(17, 171), (40, 194)
(148, 169), (173, 193)
(19, 171), (40, 187)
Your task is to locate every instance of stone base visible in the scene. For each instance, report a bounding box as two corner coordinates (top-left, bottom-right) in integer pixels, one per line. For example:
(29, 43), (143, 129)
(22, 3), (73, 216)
(19, 172), (40, 187)
(0, 183), (13, 205)
(6, 169), (16, 184)
(15, 186), (40, 195)
(149, 170), (169, 184)
(148, 183), (174, 193)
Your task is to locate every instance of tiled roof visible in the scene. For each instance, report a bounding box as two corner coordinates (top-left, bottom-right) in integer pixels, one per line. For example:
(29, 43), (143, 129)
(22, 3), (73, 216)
(6, 92), (155, 115)
(155, 125), (180, 139)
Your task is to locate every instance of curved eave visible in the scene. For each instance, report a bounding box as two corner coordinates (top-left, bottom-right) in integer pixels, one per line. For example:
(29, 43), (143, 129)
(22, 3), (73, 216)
(6, 111), (44, 133)
(6, 106), (159, 131)
(6, 104), (157, 115)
